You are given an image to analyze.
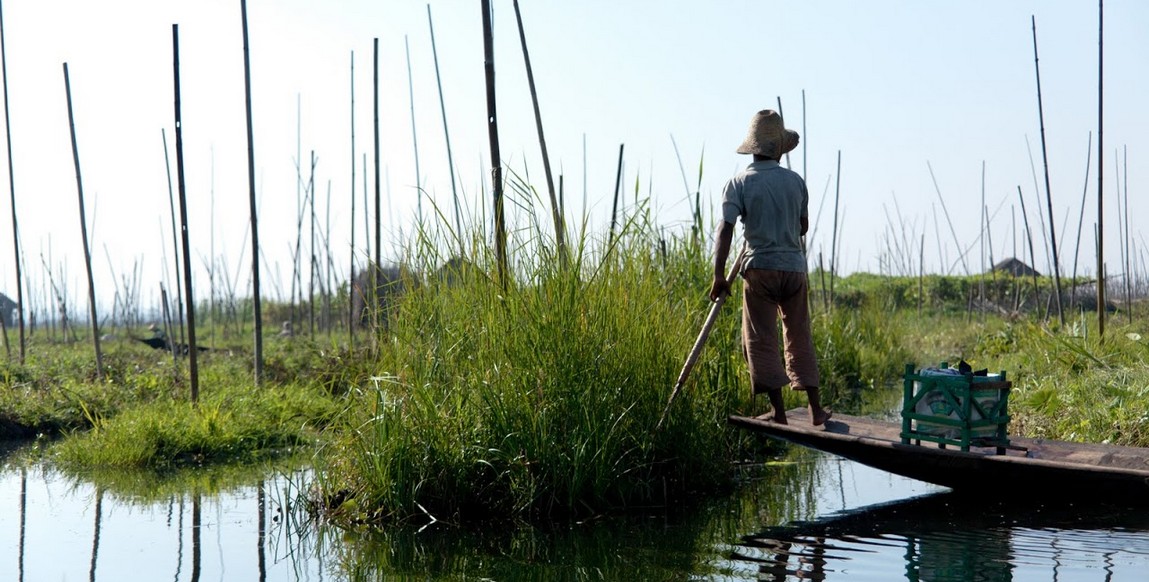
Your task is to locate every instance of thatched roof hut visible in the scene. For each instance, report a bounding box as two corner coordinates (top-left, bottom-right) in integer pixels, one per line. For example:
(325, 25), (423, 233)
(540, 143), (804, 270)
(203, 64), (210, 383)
(0, 292), (17, 328)
(992, 258), (1040, 277)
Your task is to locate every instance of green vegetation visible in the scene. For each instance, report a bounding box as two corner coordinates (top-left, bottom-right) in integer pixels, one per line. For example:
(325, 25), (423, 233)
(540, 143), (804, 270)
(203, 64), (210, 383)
(2, 222), (1147, 526)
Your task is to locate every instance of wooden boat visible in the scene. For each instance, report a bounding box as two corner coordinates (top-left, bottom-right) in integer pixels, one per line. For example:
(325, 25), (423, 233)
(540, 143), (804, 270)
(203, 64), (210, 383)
(729, 409), (1149, 499)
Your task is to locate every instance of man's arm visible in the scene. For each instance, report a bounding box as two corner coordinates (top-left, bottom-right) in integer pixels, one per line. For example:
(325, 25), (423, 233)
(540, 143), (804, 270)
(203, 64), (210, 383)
(709, 220), (735, 302)
(800, 215), (809, 236)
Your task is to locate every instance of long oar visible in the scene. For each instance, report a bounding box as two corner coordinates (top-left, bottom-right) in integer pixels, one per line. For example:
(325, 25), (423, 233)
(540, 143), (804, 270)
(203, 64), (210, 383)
(657, 249), (746, 429)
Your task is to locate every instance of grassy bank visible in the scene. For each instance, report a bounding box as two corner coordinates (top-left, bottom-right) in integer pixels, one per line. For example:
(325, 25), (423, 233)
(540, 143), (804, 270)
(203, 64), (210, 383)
(3, 227), (1146, 525)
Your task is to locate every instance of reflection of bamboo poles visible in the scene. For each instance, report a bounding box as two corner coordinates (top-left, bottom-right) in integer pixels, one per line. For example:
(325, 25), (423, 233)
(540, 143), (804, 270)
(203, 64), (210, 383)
(89, 488), (104, 581)
(258, 482), (267, 580)
(1, 1), (25, 363)
(192, 493), (202, 581)
(174, 495), (184, 580)
(18, 468), (26, 582)
(62, 63), (104, 379)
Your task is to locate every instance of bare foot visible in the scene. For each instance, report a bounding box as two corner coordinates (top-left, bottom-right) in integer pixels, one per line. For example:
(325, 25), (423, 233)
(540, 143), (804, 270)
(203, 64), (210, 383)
(810, 408), (832, 427)
(754, 411), (788, 424)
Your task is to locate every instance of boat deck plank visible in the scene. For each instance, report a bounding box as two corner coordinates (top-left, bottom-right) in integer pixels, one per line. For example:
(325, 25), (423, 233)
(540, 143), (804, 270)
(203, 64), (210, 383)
(729, 408), (1149, 498)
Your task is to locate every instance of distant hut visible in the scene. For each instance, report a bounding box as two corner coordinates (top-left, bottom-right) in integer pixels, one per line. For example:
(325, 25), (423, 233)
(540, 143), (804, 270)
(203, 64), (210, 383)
(991, 258), (1040, 277)
(0, 292), (17, 328)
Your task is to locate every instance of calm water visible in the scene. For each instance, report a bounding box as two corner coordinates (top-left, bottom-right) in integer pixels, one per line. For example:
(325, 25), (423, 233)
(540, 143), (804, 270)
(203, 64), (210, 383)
(4, 441), (1149, 580)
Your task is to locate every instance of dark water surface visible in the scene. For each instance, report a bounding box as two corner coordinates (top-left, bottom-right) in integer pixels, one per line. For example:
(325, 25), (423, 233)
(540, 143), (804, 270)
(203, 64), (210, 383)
(4, 442), (1149, 580)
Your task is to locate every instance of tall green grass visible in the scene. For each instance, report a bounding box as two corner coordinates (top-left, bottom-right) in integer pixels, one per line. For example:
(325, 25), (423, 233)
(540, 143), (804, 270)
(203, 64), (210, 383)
(317, 219), (776, 522)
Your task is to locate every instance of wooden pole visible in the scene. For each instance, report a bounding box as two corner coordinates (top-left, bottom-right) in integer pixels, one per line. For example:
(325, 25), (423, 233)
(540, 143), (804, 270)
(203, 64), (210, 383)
(404, 35), (423, 222)
(608, 143), (624, 246)
(1097, 0), (1105, 339)
(927, 160), (970, 276)
(658, 250), (746, 429)
(240, 0), (263, 383)
(1031, 15), (1065, 326)
(348, 50), (355, 348)
(62, 63), (103, 379)
(829, 150), (841, 307)
(171, 25), (199, 401)
(308, 150), (316, 337)
(776, 96), (791, 170)
(160, 130), (186, 345)
(1123, 145), (1131, 325)
(1071, 132), (1092, 303)
(512, 0), (565, 262)
(427, 5), (463, 251)
(1018, 186), (1041, 312)
(373, 38), (381, 276)
(481, 0), (507, 287)
(1, 0), (25, 362)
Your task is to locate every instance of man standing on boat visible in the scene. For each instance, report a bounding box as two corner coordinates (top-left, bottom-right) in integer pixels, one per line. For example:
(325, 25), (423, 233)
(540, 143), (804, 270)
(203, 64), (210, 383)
(709, 109), (830, 426)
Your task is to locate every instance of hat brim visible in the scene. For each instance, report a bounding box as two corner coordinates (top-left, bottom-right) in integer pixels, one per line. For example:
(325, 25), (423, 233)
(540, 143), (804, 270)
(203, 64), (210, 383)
(736, 129), (800, 157)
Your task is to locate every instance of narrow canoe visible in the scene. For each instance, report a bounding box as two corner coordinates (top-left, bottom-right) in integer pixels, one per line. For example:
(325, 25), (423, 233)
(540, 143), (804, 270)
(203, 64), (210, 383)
(729, 409), (1149, 499)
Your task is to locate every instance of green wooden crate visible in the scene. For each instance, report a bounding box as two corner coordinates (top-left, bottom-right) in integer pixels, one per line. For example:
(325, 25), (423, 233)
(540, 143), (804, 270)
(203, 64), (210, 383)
(900, 363), (1012, 453)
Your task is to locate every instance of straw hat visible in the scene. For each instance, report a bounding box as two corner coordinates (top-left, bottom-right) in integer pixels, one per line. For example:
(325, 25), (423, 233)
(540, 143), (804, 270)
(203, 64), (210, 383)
(736, 109), (799, 158)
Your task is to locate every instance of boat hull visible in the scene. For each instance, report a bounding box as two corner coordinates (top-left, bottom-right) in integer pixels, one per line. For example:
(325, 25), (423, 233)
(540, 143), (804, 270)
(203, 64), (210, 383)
(729, 410), (1149, 499)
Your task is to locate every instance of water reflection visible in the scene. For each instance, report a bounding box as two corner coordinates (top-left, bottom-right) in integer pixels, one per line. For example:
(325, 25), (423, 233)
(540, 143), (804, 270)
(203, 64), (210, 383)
(735, 478), (1149, 581)
(6, 441), (1149, 580)
(0, 450), (324, 581)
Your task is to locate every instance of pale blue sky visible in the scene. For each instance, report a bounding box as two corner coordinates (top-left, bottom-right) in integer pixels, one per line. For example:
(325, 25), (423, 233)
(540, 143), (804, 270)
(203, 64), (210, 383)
(0, 1), (1144, 311)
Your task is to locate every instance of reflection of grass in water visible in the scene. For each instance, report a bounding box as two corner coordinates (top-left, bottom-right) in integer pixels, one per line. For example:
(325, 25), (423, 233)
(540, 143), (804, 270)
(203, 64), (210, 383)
(323, 446), (820, 580)
(12, 444), (312, 503)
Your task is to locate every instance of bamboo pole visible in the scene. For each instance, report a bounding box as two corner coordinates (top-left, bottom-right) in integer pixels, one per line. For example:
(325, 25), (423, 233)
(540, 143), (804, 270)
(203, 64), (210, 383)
(427, 5), (463, 252)
(481, 0), (507, 287)
(776, 96), (791, 170)
(918, 234), (925, 318)
(308, 150), (316, 337)
(512, 0), (565, 262)
(926, 160), (969, 276)
(657, 249), (746, 429)
(373, 38), (381, 274)
(1097, 0), (1105, 339)
(171, 25), (199, 401)
(801, 89), (807, 183)
(240, 0), (263, 382)
(404, 35), (423, 222)
(608, 143), (624, 246)
(1, 0), (24, 362)
(62, 63), (103, 379)
(1017, 186), (1040, 311)
(829, 150), (841, 307)
(348, 50), (355, 348)
(979, 161), (986, 307)
(1071, 132), (1092, 305)
(366, 39), (383, 338)
(161, 130), (186, 345)
(1123, 145), (1131, 325)
(1031, 16), (1065, 326)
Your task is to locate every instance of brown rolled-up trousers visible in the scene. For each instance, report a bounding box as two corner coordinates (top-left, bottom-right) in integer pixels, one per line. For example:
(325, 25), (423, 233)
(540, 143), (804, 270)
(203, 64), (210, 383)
(741, 268), (819, 394)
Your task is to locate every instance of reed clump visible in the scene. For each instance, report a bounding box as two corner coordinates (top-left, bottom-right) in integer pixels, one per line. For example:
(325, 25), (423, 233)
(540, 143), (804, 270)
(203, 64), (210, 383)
(316, 224), (772, 523)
